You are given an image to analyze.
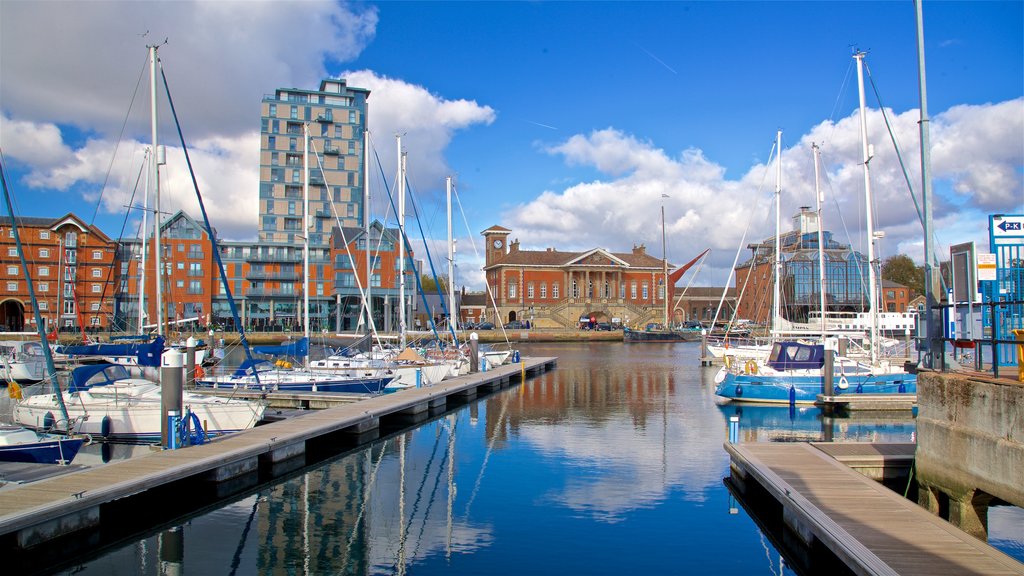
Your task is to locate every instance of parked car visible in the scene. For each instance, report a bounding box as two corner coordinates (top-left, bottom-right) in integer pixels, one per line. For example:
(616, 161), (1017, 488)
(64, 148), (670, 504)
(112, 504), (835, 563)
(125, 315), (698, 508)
(595, 322), (612, 331)
(475, 322), (495, 330)
(504, 320), (528, 329)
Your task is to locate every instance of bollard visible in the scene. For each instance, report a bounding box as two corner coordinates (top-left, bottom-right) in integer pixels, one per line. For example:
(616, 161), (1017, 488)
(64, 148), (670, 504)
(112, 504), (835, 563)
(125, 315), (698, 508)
(416, 368), (422, 388)
(185, 336), (196, 389)
(728, 415), (740, 444)
(823, 337), (836, 396)
(469, 332), (479, 373)
(162, 349), (184, 448)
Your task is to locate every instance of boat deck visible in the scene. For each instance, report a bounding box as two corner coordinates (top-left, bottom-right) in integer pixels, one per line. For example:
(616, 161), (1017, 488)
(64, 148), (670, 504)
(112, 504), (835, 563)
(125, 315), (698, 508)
(725, 441), (1024, 575)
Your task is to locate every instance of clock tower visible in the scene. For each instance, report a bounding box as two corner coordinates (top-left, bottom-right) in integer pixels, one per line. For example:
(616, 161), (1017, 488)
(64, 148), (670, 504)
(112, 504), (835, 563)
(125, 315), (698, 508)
(481, 225), (512, 267)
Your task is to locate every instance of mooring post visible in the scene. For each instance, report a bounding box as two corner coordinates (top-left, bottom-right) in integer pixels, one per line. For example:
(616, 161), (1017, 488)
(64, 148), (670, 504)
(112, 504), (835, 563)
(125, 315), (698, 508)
(162, 348), (184, 448)
(185, 336), (196, 389)
(469, 332), (479, 373)
(824, 337), (836, 397)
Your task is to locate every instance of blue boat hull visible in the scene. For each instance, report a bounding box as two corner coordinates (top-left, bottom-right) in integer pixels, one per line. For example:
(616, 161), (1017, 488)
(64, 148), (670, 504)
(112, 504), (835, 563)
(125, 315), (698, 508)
(196, 376), (392, 395)
(0, 437), (85, 465)
(715, 371), (916, 404)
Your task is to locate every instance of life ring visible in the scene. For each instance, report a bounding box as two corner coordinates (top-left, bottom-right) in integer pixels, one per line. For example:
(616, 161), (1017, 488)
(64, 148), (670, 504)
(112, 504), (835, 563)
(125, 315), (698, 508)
(194, 365), (205, 380)
(744, 360), (759, 375)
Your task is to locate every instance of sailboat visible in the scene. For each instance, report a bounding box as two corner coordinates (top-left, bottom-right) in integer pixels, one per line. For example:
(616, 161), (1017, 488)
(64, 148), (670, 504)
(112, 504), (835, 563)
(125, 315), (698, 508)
(713, 53), (917, 405)
(195, 124), (392, 394)
(13, 46), (267, 441)
(623, 201), (705, 343)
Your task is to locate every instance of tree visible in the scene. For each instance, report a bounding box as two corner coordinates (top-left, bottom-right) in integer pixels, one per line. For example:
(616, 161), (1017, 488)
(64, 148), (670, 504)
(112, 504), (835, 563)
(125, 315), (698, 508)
(419, 274), (448, 294)
(881, 254), (923, 296)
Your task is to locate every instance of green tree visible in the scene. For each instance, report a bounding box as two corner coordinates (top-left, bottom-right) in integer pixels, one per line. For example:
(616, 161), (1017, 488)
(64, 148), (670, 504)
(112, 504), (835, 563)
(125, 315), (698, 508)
(881, 254), (923, 296)
(419, 274), (448, 294)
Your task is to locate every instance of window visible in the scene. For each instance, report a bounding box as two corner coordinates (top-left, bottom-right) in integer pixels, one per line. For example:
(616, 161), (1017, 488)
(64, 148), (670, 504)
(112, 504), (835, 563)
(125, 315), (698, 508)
(38, 301), (47, 311)
(371, 274), (381, 288)
(40, 230), (50, 240)
(6, 265), (16, 275)
(176, 261), (185, 270)
(620, 283), (625, 299)
(39, 267), (49, 277)
(64, 231), (77, 248)
(7, 248), (16, 257)
(642, 282), (649, 300)
(349, 110), (357, 123)
(91, 268), (102, 278)
(508, 282), (517, 299)
(91, 283), (101, 293)
(6, 282), (16, 292)
(92, 250), (102, 260)
(176, 280), (185, 288)
(268, 135), (276, 150)
(631, 282), (637, 299)
(188, 280), (202, 294)
(90, 317), (101, 327)
(189, 263), (202, 277)
(290, 105), (298, 120)
(540, 283), (547, 299)
(39, 248), (50, 258)
(268, 103), (277, 117)
(527, 283), (535, 299)
(63, 301), (75, 315)
(553, 282), (560, 299)
(38, 282), (48, 292)
(91, 302), (100, 311)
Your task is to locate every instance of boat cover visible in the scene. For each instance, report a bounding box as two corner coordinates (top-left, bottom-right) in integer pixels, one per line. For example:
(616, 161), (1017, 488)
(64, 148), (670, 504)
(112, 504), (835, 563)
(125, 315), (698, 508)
(59, 336), (165, 368)
(253, 337), (308, 358)
(69, 363), (134, 392)
(765, 341), (826, 371)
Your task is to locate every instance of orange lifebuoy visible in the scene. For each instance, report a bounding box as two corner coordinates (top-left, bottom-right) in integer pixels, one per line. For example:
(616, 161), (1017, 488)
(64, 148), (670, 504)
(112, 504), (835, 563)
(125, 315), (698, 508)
(194, 366), (205, 380)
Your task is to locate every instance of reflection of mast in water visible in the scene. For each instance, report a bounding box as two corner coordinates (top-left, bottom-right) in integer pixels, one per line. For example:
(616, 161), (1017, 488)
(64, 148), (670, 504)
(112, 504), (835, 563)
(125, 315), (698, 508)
(446, 413), (456, 560)
(397, 432), (407, 576)
(465, 392), (511, 518)
(340, 439), (390, 574)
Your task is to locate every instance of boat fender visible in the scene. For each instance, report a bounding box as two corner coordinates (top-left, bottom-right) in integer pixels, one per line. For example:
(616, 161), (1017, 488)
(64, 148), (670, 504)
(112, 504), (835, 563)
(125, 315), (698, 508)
(898, 381), (906, 394)
(100, 415), (112, 438)
(837, 376), (849, 390)
(745, 360), (758, 375)
(735, 384), (743, 397)
(43, 411), (55, 431)
(723, 355), (732, 369)
(82, 433), (94, 446)
(713, 367), (727, 385)
(856, 382), (863, 394)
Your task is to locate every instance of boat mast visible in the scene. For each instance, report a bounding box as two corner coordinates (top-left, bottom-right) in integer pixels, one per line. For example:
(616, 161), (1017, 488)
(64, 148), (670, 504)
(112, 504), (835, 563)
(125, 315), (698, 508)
(772, 130), (782, 337)
(363, 128), (372, 334)
(0, 161), (72, 430)
(661, 195), (669, 327)
(813, 143), (827, 339)
(915, 1), (939, 368)
(397, 135), (407, 349)
(303, 124), (310, 347)
(138, 150), (149, 334)
(447, 176), (457, 333)
(150, 44), (165, 338)
(855, 51), (879, 364)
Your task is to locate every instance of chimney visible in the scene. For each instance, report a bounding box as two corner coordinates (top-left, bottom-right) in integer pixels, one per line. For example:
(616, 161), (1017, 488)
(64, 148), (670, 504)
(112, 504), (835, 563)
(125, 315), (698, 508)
(510, 238), (520, 253)
(632, 243), (646, 256)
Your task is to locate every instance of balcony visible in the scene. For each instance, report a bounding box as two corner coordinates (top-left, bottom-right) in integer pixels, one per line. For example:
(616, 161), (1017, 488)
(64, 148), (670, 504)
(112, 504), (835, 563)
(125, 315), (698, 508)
(246, 252), (303, 263)
(323, 148), (339, 155)
(316, 114), (333, 123)
(246, 270), (301, 281)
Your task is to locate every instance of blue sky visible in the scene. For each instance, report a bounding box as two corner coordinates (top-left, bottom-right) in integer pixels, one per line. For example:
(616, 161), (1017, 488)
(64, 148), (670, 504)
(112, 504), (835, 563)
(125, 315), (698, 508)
(1, 1), (1021, 289)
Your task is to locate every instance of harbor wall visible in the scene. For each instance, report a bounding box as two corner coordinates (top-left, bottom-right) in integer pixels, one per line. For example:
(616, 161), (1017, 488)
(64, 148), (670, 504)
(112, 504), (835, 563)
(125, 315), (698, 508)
(915, 370), (1023, 537)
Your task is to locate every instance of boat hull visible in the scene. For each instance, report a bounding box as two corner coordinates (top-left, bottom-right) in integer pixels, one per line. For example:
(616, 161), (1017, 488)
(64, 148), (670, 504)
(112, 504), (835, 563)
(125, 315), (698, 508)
(0, 435), (85, 464)
(196, 374), (391, 394)
(714, 371), (917, 404)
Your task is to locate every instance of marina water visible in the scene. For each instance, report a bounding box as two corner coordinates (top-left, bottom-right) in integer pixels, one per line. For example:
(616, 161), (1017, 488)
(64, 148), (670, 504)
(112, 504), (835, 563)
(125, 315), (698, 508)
(41, 342), (1024, 574)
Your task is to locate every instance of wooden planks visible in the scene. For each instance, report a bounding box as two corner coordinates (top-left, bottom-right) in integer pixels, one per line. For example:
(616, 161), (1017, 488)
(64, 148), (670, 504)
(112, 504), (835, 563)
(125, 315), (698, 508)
(0, 356), (555, 543)
(726, 442), (1024, 576)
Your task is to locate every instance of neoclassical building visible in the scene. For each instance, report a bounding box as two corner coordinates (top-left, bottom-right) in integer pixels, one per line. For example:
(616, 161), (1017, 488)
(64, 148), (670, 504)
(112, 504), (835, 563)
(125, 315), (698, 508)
(481, 225), (710, 329)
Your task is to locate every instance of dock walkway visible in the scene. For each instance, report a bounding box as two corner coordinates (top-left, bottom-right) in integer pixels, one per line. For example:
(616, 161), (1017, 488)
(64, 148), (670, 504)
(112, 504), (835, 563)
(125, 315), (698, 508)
(0, 356), (556, 551)
(726, 441), (1024, 575)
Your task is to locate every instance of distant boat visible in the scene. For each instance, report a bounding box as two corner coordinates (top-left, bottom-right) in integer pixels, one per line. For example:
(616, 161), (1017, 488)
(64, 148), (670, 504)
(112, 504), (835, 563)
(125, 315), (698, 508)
(0, 425), (86, 465)
(0, 340), (48, 383)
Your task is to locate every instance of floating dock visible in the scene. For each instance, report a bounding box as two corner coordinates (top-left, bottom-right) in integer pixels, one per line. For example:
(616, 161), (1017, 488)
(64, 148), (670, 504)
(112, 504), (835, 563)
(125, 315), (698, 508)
(0, 356), (556, 553)
(725, 441), (1024, 576)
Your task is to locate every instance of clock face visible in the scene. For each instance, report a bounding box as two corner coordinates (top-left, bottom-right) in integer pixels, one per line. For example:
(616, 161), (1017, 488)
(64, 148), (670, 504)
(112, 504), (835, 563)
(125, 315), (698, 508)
(493, 239), (503, 249)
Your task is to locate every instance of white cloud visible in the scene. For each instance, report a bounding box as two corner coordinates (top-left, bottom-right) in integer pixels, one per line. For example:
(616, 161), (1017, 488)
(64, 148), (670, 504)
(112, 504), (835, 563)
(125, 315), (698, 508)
(499, 99), (1024, 285)
(0, 1), (378, 139)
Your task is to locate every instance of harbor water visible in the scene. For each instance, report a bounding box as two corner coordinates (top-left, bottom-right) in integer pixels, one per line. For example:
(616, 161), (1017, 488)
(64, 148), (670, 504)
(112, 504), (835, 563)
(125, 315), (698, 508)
(29, 342), (1024, 574)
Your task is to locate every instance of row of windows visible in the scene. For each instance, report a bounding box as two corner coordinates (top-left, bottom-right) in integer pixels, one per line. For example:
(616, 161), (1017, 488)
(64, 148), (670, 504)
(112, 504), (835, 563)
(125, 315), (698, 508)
(506, 280), (655, 301)
(5, 247), (106, 261)
(267, 103), (358, 124)
(6, 281), (105, 294)
(266, 134), (358, 154)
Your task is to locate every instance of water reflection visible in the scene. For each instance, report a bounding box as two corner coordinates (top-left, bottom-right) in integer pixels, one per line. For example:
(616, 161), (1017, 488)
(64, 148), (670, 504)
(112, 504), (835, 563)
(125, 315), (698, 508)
(717, 403), (917, 444)
(48, 342), (937, 575)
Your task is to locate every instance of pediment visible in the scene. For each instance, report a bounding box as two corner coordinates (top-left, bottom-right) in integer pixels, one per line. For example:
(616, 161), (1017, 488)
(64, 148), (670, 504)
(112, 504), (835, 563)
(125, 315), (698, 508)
(566, 248), (629, 267)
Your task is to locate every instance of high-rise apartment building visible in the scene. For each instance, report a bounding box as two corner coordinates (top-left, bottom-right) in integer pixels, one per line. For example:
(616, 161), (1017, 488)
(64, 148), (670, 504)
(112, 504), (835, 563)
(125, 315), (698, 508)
(259, 79), (370, 247)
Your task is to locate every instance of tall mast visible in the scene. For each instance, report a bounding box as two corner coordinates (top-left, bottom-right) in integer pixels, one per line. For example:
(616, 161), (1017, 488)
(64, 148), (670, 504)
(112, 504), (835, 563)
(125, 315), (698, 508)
(915, 1), (939, 368)
(447, 176), (457, 333)
(855, 51), (879, 364)
(397, 135), (407, 349)
(363, 128), (372, 333)
(302, 124), (310, 345)
(813, 143), (827, 338)
(138, 150), (149, 334)
(661, 195), (669, 327)
(150, 44), (164, 337)
(772, 130), (782, 337)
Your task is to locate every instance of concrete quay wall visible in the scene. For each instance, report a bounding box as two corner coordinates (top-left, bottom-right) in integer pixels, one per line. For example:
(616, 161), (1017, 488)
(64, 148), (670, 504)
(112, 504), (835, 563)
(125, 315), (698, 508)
(915, 370), (1023, 537)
